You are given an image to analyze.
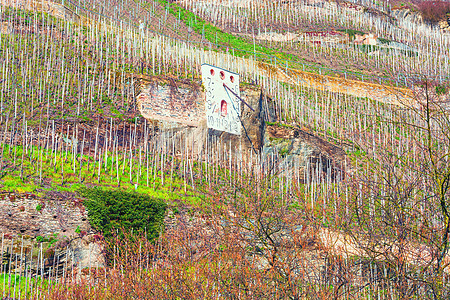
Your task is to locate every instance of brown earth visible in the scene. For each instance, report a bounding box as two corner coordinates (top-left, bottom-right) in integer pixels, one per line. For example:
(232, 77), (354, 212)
(257, 60), (414, 104)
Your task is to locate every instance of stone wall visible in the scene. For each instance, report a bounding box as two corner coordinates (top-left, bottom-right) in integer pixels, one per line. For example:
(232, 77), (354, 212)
(267, 63), (414, 105)
(0, 192), (90, 238)
(0, 192), (105, 272)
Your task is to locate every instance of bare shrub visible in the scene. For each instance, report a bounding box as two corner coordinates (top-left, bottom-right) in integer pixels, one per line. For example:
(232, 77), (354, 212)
(417, 1), (450, 24)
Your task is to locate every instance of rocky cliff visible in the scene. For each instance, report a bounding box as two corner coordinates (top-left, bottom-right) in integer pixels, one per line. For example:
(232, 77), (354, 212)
(136, 76), (266, 154)
(136, 76), (346, 179)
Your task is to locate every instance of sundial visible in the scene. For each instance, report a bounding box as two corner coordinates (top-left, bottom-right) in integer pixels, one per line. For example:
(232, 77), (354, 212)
(201, 64), (241, 135)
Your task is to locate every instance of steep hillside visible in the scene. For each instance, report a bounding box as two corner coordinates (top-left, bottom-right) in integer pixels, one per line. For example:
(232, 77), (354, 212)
(0, 0), (449, 299)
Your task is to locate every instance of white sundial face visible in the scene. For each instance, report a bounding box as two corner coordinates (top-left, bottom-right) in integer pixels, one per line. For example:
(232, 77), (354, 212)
(201, 64), (241, 136)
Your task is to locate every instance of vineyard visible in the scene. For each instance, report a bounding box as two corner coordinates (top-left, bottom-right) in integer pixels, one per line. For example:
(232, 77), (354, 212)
(0, 0), (450, 299)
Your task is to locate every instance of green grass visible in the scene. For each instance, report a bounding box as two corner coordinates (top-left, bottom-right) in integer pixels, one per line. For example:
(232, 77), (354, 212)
(266, 121), (295, 129)
(147, 0), (400, 82)
(0, 144), (203, 207)
(0, 273), (48, 297)
(378, 37), (391, 45)
(150, 0), (324, 71)
(336, 29), (366, 40)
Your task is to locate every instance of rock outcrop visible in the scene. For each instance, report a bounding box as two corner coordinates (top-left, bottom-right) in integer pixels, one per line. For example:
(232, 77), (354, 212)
(439, 19), (450, 32)
(136, 76), (266, 154)
(136, 76), (346, 180)
(263, 124), (347, 180)
(390, 8), (423, 26)
(390, 8), (450, 33)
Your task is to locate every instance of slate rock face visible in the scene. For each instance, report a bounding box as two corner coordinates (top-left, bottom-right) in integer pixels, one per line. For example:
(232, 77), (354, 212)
(440, 19), (450, 32)
(213, 84), (266, 153)
(69, 235), (106, 271)
(137, 76), (205, 127)
(262, 124), (347, 181)
(390, 9), (423, 25)
(137, 76), (266, 154)
(136, 76), (346, 178)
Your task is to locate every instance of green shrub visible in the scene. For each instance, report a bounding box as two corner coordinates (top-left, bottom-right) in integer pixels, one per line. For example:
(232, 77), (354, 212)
(337, 29), (366, 40)
(378, 37), (391, 45)
(78, 187), (167, 242)
(436, 84), (447, 96)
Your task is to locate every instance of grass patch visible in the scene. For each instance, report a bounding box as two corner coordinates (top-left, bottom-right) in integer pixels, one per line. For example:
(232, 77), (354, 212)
(0, 144), (203, 207)
(150, 0), (322, 71)
(378, 37), (391, 45)
(0, 274), (48, 297)
(336, 29), (366, 40)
